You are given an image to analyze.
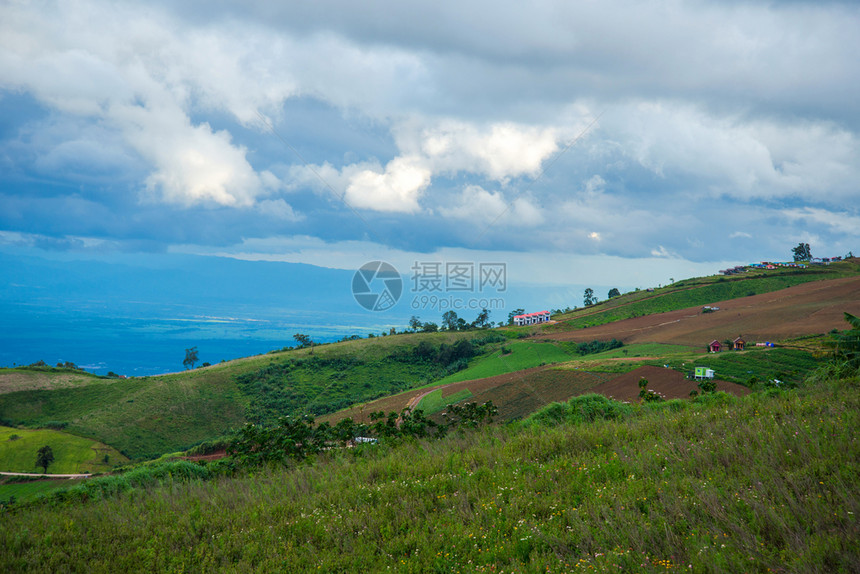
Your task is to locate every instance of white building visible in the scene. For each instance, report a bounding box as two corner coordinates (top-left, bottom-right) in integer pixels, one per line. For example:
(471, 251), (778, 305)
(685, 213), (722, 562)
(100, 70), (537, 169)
(513, 311), (551, 326)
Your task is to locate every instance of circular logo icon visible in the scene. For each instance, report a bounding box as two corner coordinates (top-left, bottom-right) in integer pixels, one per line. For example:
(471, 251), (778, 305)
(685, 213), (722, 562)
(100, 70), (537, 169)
(352, 261), (402, 311)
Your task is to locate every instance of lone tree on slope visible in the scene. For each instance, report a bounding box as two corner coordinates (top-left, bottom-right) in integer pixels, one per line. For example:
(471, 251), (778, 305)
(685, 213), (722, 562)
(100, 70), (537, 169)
(183, 346), (199, 370)
(792, 242), (812, 262)
(583, 288), (595, 307)
(35, 445), (54, 473)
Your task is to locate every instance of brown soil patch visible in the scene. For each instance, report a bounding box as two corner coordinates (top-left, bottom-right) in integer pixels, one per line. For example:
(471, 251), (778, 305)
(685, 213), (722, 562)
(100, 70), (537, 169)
(536, 276), (860, 346)
(588, 365), (752, 403)
(180, 450), (227, 462)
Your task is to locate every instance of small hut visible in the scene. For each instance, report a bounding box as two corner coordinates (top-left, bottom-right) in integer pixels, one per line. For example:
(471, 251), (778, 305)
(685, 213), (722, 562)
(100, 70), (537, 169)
(708, 340), (722, 353)
(733, 336), (745, 351)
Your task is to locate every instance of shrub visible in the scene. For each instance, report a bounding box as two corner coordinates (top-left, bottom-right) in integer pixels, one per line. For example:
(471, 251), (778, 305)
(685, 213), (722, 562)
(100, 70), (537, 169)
(526, 394), (632, 426)
(43, 421), (69, 430)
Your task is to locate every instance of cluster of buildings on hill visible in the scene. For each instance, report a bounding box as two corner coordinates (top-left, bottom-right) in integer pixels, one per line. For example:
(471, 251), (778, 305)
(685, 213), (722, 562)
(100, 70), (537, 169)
(512, 310), (551, 326)
(721, 256), (844, 275)
(706, 336), (774, 353)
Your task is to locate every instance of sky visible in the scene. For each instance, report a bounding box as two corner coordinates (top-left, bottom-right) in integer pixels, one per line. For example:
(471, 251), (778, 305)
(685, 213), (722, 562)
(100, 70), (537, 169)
(1, 0), (859, 291)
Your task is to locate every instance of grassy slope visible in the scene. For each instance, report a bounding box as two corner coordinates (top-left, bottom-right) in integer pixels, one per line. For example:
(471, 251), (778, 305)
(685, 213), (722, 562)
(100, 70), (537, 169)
(2, 373), (857, 572)
(0, 332), (478, 459)
(0, 367), (105, 394)
(0, 426), (128, 474)
(433, 340), (575, 385)
(0, 367), (248, 460)
(0, 478), (85, 505)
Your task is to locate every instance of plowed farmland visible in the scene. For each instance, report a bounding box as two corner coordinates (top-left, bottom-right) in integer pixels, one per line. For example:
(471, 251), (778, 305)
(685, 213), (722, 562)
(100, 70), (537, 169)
(588, 365), (752, 402)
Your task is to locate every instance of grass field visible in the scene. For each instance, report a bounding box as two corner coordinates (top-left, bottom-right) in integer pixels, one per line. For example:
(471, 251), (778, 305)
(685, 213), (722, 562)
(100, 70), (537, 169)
(0, 426), (127, 473)
(0, 478), (85, 505)
(415, 388), (473, 415)
(2, 370), (857, 572)
(659, 346), (826, 385)
(433, 341), (574, 385)
(576, 342), (696, 360)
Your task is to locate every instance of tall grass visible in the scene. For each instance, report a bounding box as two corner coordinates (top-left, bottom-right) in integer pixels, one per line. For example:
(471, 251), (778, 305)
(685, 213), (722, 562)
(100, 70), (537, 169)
(2, 370), (857, 572)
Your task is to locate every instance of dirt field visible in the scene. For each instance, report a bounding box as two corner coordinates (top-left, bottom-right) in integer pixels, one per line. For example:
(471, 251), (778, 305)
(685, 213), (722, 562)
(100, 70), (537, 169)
(587, 365), (752, 403)
(536, 276), (860, 346)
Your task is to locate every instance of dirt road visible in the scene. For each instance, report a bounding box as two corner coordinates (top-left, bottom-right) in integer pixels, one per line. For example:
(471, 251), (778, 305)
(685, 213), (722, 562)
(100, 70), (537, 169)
(0, 471), (91, 479)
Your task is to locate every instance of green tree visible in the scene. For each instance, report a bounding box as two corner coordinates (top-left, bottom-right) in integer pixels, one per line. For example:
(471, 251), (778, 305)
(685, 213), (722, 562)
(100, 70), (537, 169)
(607, 287), (621, 299)
(472, 308), (490, 329)
(507, 308), (525, 325)
(408, 315), (423, 332)
(792, 242), (812, 262)
(35, 445), (54, 473)
(421, 322), (439, 333)
(182, 346), (198, 370)
(293, 333), (313, 348)
(583, 288), (595, 307)
(442, 311), (460, 331)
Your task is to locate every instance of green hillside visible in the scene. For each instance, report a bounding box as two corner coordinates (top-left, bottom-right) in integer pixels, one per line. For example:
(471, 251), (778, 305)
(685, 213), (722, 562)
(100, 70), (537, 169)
(0, 332), (489, 459)
(1, 368), (856, 572)
(0, 426), (127, 473)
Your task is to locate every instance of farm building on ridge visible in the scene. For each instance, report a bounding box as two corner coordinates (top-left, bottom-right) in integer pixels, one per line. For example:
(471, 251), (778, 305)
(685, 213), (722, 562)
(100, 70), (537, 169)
(709, 340), (722, 353)
(513, 311), (551, 326)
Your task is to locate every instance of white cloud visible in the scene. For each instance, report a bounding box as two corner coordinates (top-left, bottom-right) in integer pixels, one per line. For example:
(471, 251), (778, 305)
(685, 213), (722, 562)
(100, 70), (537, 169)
(729, 231), (753, 239)
(438, 185), (543, 226)
(255, 199), (302, 221)
(650, 245), (676, 258)
(583, 175), (606, 197)
(781, 207), (860, 236)
(343, 156), (431, 213)
(294, 117), (565, 213)
(607, 101), (860, 203)
(402, 120), (560, 181)
(0, 0), (431, 208)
